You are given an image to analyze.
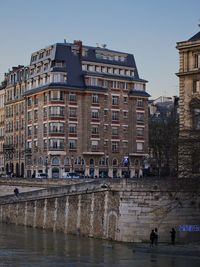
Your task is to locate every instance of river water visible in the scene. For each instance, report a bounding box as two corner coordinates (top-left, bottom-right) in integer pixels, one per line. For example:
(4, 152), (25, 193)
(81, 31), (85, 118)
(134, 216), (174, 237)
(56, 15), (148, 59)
(0, 223), (200, 267)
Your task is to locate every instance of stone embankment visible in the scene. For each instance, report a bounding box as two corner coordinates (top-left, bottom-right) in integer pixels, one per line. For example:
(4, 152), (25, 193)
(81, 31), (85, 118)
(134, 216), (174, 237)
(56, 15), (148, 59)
(0, 178), (200, 243)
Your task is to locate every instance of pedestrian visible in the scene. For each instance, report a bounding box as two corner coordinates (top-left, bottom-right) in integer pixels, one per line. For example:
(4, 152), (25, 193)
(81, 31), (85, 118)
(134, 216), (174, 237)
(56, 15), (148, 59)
(170, 228), (176, 245)
(154, 228), (158, 245)
(150, 229), (156, 247)
(14, 187), (19, 197)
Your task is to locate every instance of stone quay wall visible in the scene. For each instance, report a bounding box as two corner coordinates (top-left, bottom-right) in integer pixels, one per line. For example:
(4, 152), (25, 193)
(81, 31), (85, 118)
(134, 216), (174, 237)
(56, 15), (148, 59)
(0, 178), (200, 243)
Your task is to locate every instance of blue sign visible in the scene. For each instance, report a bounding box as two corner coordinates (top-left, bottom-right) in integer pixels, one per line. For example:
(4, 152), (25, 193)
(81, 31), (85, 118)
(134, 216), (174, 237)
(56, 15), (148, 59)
(179, 225), (200, 232)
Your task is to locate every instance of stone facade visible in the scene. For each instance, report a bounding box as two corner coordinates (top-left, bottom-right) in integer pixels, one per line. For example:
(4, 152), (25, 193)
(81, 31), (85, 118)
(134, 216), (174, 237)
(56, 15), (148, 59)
(176, 31), (200, 178)
(2, 41), (149, 179)
(0, 179), (200, 243)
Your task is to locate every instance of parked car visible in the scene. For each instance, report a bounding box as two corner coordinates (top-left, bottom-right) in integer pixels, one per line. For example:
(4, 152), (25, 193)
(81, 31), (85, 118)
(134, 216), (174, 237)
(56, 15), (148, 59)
(35, 173), (48, 179)
(62, 172), (80, 179)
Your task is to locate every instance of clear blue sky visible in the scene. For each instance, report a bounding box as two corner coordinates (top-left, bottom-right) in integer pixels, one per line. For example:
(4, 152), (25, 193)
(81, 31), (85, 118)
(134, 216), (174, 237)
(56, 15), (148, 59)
(0, 0), (199, 98)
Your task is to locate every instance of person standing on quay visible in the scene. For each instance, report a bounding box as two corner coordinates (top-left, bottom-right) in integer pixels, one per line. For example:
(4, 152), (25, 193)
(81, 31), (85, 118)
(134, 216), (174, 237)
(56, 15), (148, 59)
(170, 228), (176, 245)
(150, 229), (156, 247)
(154, 228), (158, 245)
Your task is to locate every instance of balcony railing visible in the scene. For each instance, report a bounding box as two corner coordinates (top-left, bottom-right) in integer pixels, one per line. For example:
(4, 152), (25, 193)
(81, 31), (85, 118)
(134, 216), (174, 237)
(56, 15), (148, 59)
(49, 146), (65, 150)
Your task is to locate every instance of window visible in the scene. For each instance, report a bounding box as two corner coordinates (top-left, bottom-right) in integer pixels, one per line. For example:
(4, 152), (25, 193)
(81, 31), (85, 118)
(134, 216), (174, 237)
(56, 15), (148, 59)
(92, 125), (99, 134)
(34, 125), (38, 136)
(43, 139), (47, 149)
(123, 111), (128, 118)
(193, 81), (200, 93)
(91, 109), (99, 118)
(92, 94), (99, 103)
(104, 109), (108, 116)
(34, 96), (39, 105)
(27, 141), (32, 149)
(194, 53), (200, 69)
(27, 111), (31, 121)
(69, 93), (76, 102)
(43, 107), (47, 118)
(44, 92), (48, 103)
(43, 123), (47, 134)
(104, 140), (108, 147)
(112, 127), (118, 136)
(49, 139), (64, 149)
(137, 112), (144, 122)
(50, 91), (64, 100)
(69, 107), (77, 118)
(112, 111), (119, 121)
(28, 126), (32, 137)
(90, 77), (98, 86)
(28, 97), (32, 107)
(69, 139), (77, 149)
(34, 110), (38, 121)
(112, 96), (119, 105)
(69, 124), (77, 133)
(52, 157), (60, 165)
(137, 99), (144, 107)
(123, 96), (128, 104)
(137, 142), (144, 152)
(137, 128), (144, 137)
(49, 122), (64, 133)
(112, 141), (119, 152)
(91, 140), (99, 150)
(49, 106), (64, 116)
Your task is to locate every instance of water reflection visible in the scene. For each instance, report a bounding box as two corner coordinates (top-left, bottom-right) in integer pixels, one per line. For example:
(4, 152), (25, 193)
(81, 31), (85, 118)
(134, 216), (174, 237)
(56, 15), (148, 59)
(0, 223), (200, 267)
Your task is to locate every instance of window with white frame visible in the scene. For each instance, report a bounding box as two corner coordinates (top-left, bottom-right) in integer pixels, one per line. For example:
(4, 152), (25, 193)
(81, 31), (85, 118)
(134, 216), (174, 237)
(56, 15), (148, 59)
(92, 94), (99, 103)
(112, 127), (118, 136)
(137, 99), (144, 107)
(112, 141), (119, 152)
(91, 109), (99, 118)
(123, 111), (128, 118)
(112, 110), (119, 121)
(91, 125), (99, 134)
(69, 107), (77, 118)
(136, 127), (144, 137)
(136, 142), (144, 152)
(69, 93), (76, 102)
(91, 140), (99, 150)
(49, 139), (64, 149)
(136, 112), (144, 122)
(69, 124), (77, 133)
(112, 95), (119, 105)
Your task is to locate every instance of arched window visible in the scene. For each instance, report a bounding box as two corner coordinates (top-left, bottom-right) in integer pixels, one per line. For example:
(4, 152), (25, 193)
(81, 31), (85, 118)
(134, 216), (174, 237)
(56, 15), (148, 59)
(52, 157), (60, 165)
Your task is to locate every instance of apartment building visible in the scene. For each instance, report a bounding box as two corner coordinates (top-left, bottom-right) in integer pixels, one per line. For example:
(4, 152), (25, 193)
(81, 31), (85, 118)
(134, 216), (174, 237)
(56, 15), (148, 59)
(3, 65), (27, 177)
(3, 40), (149, 178)
(176, 31), (200, 178)
(0, 82), (5, 174)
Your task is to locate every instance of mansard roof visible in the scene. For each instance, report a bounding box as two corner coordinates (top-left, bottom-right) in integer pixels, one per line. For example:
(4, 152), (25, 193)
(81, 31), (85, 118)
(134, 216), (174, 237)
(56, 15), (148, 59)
(188, 31), (200, 41)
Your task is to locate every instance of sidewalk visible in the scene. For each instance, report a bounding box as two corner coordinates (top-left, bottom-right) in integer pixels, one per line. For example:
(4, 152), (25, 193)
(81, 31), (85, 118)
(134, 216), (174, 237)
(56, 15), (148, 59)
(131, 243), (200, 257)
